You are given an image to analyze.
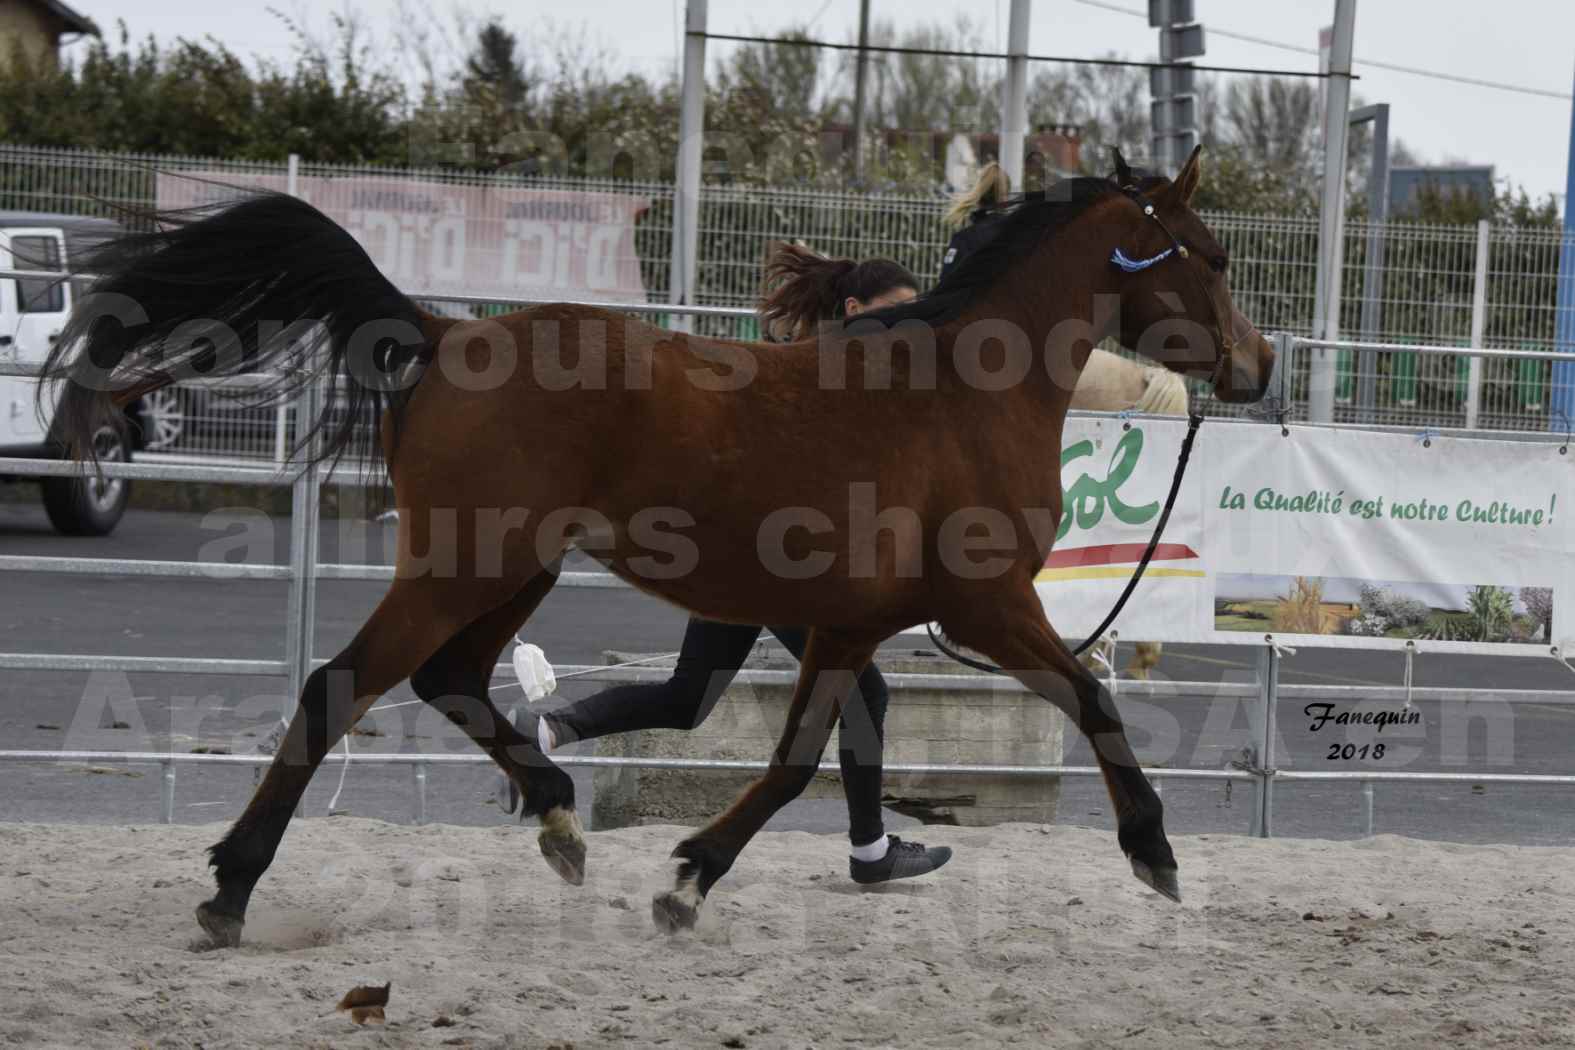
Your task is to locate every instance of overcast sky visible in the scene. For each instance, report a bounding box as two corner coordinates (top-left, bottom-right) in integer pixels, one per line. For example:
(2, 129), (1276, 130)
(90, 1), (1575, 206)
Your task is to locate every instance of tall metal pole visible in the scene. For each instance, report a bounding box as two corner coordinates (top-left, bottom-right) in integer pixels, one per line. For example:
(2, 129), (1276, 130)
(278, 153), (301, 465)
(284, 376), (322, 723)
(1254, 644), (1280, 839)
(850, 0), (871, 183)
(667, 0), (708, 335)
(1308, 0), (1357, 424)
(999, 0), (1031, 190)
(281, 153), (318, 736)
(1551, 63), (1575, 427)
(1466, 219), (1491, 430)
(1353, 103), (1389, 423)
(1149, 1), (1202, 177)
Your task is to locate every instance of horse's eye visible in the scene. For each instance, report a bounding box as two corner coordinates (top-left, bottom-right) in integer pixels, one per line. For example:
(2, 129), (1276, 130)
(1209, 254), (1229, 274)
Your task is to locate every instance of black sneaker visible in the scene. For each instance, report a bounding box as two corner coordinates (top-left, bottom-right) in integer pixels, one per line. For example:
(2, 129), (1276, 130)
(849, 836), (953, 885)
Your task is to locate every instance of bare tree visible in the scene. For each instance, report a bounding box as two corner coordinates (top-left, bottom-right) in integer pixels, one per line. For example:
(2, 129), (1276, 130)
(859, 16), (999, 132)
(1028, 59), (1150, 171)
(716, 27), (824, 124)
(1221, 77), (1320, 174)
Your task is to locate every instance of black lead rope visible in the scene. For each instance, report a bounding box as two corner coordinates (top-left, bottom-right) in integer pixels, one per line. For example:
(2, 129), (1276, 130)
(926, 409), (1205, 674)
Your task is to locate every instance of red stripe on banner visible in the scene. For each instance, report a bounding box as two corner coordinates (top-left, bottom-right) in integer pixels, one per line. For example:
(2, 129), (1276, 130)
(1044, 543), (1199, 569)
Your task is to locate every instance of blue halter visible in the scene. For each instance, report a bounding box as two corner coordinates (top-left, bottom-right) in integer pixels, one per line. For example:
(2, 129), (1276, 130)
(1110, 246), (1175, 272)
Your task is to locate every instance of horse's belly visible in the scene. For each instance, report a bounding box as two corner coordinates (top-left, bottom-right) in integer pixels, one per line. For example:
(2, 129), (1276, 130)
(600, 530), (927, 630)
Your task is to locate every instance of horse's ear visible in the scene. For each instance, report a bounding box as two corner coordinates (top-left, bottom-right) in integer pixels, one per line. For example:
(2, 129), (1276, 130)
(1111, 147), (1134, 187)
(1170, 145), (1204, 206)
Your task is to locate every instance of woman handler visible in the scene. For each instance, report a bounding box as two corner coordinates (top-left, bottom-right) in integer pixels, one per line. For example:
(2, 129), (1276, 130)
(529, 245), (953, 886)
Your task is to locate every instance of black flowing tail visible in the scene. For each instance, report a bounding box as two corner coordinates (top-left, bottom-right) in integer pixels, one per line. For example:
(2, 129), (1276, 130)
(41, 190), (431, 467)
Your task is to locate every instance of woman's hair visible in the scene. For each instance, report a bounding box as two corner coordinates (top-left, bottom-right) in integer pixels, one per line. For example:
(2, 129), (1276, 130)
(944, 161), (1012, 230)
(757, 242), (919, 342)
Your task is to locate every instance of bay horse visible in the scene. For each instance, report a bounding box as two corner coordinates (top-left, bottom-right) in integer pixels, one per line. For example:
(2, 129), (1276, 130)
(43, 146), (1272, 944)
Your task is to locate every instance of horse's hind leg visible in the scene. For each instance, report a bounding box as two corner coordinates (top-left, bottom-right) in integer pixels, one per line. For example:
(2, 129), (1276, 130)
(652, 628), (881, 932)
(196, 575), (516, 947)
(408, 567), (585, 885)
(945, 593), (1179, 902)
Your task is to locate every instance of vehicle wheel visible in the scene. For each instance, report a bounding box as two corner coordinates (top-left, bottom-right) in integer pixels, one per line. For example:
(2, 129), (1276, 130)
(136, 387), (186, 451)
(42, 425), (132, 536)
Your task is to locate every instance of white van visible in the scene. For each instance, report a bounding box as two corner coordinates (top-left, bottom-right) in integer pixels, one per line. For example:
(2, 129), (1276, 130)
(0, 211), (146, 535)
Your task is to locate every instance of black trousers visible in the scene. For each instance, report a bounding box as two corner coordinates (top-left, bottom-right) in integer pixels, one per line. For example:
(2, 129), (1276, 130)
(544, 617), (890, 847)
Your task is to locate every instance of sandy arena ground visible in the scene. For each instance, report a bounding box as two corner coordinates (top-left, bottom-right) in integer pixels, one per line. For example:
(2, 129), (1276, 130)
(1, 819), (1572, 1049)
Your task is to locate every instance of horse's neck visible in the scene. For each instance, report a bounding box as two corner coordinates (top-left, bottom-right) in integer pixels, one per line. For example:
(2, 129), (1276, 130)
(936, 241), (1123, 415)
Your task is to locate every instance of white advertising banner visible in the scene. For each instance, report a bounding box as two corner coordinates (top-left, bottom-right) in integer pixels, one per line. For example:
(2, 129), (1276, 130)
(1197, 422), (1570, 654)
(1032, 416), (1208, 642)
(1030, 418), (1573, 656)
(156, 172), (651, 305)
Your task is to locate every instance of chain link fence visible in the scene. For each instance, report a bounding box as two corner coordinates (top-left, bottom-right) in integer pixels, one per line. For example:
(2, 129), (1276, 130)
(2, 143), (1572, 459)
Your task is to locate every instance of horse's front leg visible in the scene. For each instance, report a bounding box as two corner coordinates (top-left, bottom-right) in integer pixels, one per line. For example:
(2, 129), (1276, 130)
(651, 628), (881, 933)
(946, 589), (1180, 902)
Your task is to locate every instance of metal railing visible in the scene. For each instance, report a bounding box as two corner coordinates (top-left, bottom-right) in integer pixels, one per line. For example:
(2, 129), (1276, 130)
(20, 293), (1575, 467)
(8, 656), (1575, 834)
(1282, 333), (1575, 443)
(0, 741), (1259, 829)
(6, 330), (1575, 841)
(24, 287), (1574, 469)
(17, 740), (1575, 836)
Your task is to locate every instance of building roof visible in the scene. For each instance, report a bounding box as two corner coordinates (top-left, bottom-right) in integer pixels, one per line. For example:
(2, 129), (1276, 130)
(32, 0), (99, 37)
(1388, 165), (1497, 217)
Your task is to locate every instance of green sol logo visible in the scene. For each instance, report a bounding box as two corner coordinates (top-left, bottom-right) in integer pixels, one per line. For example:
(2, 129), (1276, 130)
(1057, 427), (1162, 542)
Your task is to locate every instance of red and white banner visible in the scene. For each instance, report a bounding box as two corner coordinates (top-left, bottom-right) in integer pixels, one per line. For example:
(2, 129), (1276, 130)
(156, 173), (650, 305)
(1029, 415), (1208, 644)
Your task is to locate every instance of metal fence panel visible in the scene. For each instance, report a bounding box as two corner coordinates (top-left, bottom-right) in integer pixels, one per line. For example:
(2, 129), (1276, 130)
(5, 143), (1575, 453)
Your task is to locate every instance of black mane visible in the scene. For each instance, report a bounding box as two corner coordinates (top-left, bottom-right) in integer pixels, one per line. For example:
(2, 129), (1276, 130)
(851, 175), (1129, 330)
(845, 171), (1173, 332)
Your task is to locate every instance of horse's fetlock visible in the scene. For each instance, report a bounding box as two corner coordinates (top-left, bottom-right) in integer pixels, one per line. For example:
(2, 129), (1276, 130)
(672, 837), (733, 898)
(208, 835), (267, 882)
(518, 762), (575, 819)
(1118, 804), (1175, 870)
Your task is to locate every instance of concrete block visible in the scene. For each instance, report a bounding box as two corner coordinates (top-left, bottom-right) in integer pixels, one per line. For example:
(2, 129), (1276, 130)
(589, 648), (1064, 830)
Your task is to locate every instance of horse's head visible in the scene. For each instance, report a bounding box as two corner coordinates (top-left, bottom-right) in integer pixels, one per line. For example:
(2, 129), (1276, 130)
(1109, 146), (1275, 404)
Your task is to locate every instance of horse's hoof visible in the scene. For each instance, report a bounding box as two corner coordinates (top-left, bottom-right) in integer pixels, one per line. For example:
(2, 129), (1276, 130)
(651, 889), (700, 933)
(195, 901), (244, 947)
(1130, 857), (1181, 903)
(537, 807), (586, 886)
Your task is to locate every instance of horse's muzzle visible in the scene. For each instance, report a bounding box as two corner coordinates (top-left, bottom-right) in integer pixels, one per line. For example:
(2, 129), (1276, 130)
(1212, 322), (1276, 404)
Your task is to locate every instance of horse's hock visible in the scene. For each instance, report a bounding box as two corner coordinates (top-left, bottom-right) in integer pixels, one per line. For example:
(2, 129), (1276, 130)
(588, 650), (1064, 829)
